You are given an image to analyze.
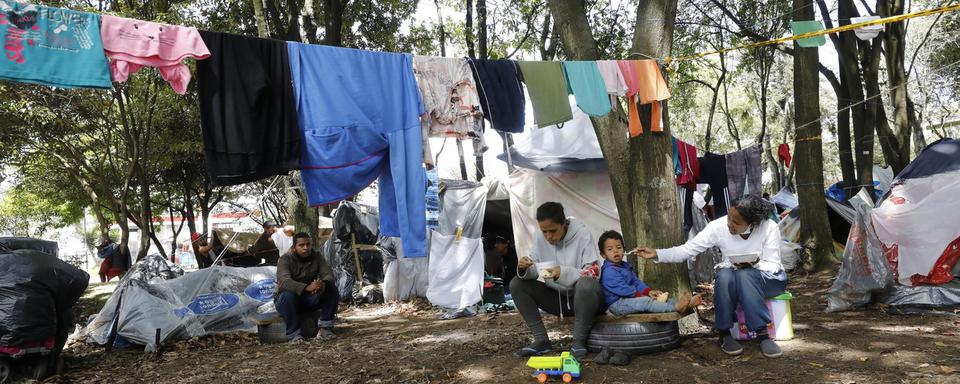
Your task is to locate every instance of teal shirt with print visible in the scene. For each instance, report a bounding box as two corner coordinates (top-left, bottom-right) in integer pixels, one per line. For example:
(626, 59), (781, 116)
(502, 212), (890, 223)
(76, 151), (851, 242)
(0, 0), (111, 89)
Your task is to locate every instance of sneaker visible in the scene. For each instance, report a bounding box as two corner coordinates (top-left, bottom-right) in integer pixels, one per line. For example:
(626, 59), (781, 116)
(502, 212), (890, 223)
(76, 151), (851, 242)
(593, 348), (612, 365)
(514, 340), (552, 357)
(610, 351), (631, 366)
(718, 334), (743, 356)
(287, 335), (305, 344)
(317, 328), (337, 341)
(760, 338), (783, 358)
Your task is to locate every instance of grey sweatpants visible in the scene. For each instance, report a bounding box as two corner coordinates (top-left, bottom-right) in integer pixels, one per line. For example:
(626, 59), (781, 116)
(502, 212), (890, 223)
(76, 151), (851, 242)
(509, 276), (604, 346)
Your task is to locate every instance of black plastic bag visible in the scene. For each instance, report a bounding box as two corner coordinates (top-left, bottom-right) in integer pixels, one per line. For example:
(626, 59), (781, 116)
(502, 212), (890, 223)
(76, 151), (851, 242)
(0, 249), (89, 346)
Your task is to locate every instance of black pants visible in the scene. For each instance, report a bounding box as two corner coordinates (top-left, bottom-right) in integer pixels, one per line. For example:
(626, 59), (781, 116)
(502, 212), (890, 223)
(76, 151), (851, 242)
(509, 276), (604, 346)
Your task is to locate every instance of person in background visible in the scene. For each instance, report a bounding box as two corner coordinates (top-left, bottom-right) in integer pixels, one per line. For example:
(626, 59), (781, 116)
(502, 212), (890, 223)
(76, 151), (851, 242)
(262, 221), (278, 242)
(635, 194), (787, 358)
(511, 202), (604, 359)
(275, 232), (339, 343)
(192, 232), (215, 268)
(271, 224), (296, 255)
(96, 239), (130, 282)
(484, 235), (518, 283)
(96, 240), (115, 283)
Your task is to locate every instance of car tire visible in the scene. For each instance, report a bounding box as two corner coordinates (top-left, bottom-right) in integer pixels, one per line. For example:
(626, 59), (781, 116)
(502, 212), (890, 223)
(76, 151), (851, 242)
(586, 320), (681, 355)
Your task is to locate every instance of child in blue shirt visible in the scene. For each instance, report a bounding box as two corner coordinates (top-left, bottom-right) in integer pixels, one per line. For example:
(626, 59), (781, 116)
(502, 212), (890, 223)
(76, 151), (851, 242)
(599, 230), (701, 315)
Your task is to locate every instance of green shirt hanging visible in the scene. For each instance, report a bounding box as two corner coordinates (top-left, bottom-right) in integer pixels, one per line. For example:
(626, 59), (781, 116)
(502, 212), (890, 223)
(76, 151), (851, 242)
(790, 21), (827, 48)
(517, 61), (574, 128)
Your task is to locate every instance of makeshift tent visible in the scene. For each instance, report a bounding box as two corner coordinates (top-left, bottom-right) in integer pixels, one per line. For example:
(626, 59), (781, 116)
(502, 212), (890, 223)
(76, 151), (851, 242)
(828, 139), (960, 311)
(498, 102), (618, 259)
(874, 139), (960, 286)
(83, 254), (276, 351)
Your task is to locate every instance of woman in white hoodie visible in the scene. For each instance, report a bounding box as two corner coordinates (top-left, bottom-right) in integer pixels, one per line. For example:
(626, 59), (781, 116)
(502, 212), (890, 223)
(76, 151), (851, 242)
(511, 202), (604, 359)
(636, 194), (787, 359)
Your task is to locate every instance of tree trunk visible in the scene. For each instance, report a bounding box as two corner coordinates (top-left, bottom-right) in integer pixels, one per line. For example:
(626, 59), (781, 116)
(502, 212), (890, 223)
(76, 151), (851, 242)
(841, 0), (876, 199)
(322, 0), (347, 46)
(859, 33), (884, 201)
(878, 0), (912, 174)
(252, 0), (271, 38)
(285, 173), (320, 238)
(703, 72), (724, 153)
(465, 0), (475, 58)
(263, 0), (285, 40)
(720, 52), (741, 150)
(547, 0), (690, 296)
(137, 176), (152, 260)
(477, 0), (488, 59)
(793, 0), (835, 272)
(303, 0), (319, 43)
(763, 135), (781, 192)
(435, 0), (446, 56)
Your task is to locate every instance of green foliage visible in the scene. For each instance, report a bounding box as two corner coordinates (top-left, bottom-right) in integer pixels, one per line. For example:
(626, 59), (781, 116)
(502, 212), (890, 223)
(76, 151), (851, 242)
(0, 183), (85, 237)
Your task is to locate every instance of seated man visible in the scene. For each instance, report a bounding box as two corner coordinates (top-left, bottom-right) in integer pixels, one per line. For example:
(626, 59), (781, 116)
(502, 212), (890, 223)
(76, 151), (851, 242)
(274, 232), (340, 343)
(511, 202), (604, 358)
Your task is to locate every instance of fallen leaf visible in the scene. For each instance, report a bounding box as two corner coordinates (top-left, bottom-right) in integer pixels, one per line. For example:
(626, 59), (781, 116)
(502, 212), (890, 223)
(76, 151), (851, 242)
(218, 363), (228, 369)
(934, 342), (948, 347)
(809, 362), (824, 368)
(859, 357), (869, 362)
(255, 352), (264, 358)
(941, 366), (956, 374)
(918, 363), (930, 368)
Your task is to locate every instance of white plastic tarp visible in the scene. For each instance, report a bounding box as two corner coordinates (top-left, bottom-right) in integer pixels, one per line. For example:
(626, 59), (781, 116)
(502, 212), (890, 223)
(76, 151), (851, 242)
(84, 266), (277, 351)
(426, 232), (484, 309)
(438, 180), (489, 238)
(872, 170), (960, 286)
(772, 187), (799, 209)
(509, 100), (602, 160)
(381, 237), (429, 302)
(507, 168), (620, 259)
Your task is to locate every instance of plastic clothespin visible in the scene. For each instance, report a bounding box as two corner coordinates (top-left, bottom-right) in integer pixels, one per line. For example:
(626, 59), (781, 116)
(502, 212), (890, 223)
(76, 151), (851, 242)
(455, 226), (463, 242)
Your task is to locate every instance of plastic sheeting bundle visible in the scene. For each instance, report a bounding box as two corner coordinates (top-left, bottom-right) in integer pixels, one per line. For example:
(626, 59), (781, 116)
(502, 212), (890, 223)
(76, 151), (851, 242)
(82, 255), (276, 351)
(322, 201), (384, 303)
(0, 249), (89, 347)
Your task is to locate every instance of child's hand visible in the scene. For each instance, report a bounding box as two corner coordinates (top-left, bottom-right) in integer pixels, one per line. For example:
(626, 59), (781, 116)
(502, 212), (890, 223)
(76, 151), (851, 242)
(648, 290), (664, 298)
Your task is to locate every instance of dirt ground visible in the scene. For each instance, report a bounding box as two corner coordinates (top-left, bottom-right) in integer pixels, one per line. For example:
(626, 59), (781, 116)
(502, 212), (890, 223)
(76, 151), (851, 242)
(29, 270), (960, 384)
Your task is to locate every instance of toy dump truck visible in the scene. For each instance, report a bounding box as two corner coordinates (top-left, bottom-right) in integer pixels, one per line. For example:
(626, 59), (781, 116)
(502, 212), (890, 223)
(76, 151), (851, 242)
(526, 352), (581, 382)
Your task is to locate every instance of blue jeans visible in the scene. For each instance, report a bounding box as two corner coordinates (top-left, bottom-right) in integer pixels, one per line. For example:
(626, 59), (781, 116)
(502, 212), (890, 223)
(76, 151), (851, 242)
(714, 268), (787, 333)
(608, 297), (676, 315)
(275, 287), (340, 337)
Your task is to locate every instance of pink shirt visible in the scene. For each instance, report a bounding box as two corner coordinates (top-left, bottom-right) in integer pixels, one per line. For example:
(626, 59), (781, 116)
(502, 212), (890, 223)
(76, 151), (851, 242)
(100, 15), (210, 94)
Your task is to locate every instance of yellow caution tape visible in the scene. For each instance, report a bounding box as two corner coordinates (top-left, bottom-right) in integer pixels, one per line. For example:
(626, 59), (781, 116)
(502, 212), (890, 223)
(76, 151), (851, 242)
(669, 3), (960, 62)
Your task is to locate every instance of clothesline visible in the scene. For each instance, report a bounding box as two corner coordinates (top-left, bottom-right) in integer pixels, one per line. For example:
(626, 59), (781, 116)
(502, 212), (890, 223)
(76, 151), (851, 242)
(667, 3), (960, 63)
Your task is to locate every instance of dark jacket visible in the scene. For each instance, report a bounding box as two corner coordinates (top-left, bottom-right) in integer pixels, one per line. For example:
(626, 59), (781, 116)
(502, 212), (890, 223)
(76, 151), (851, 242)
(275, 250), (335, 296)
(600, 260), (652, 306)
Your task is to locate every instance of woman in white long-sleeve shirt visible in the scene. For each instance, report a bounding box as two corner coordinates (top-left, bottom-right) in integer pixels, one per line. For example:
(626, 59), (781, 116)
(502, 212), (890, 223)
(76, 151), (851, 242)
(635, 194), (787, 358)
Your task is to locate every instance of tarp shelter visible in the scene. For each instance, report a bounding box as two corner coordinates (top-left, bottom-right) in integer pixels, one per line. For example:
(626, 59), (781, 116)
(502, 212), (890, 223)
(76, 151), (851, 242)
(828, 138), (960, 311)
(500, 106), (620, 259)
(82, 254), (277, 351)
